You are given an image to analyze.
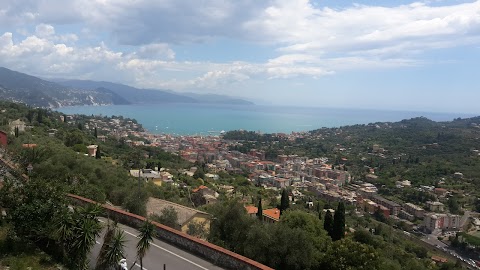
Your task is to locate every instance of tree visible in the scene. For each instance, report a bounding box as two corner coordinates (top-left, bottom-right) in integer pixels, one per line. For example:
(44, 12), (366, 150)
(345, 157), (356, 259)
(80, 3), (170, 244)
(135, 220), (156, 270)
(324, 210), (334, 236)
(10, 177), (66, 240)
(257, 197), (263, 221)
(191, 191), (207, 207)
(94, 127), (98, 138)
(187, 220), (209, 239)
(96, 223), (126, 270)
(448, 196), (460, 214)
(208, 200), (254, 253)
(123, 188), (148, 216)
(95, 223), (115, 270)
(373, 207), (387, 223)
(243, 222), (320, 270)
(332, 202), (346, 241)
(96, 145), (101, 159)
(72, 205), (103, 269)
(26, 109), (35, 123)
(321, 238), (379, 270)
(151, 206), (179, 229)
(475, 198), (480, 213)
(279, 189), (290, 215)
(37, 109), (43, 124)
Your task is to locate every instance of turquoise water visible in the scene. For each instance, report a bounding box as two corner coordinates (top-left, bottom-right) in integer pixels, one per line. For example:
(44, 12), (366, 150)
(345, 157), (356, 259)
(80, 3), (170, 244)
(57, 104), (477, 135)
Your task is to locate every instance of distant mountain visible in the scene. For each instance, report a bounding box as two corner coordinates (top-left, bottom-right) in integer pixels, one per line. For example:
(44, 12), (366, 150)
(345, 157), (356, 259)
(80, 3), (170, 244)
(55, 80), (197, 104)
(0, 67), (130, 108)
(56, 79), (255, 105)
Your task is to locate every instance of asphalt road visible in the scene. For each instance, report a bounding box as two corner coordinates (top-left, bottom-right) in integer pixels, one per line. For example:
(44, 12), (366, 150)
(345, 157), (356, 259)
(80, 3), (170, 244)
(89, 218), (225, 270)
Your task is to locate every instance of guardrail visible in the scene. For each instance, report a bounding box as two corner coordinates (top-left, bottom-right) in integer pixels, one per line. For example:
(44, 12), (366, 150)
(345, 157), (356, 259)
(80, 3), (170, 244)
(67, 194), (273, 270)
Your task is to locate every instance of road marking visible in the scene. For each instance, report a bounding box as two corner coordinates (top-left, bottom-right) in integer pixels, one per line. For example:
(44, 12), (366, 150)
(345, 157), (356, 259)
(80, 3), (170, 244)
(122, 230), (209, 270)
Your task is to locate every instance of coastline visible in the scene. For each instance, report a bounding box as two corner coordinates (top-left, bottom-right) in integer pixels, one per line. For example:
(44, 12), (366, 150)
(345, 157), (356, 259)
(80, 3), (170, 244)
(57, 104), (478, 136)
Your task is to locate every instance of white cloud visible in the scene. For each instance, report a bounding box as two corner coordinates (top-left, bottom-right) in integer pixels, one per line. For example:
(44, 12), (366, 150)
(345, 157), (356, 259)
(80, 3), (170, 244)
(0, 0), (479, 94)
(35, 23), (54, 37)
(130, 43), (175, 60)
(246, 0), (480, 58)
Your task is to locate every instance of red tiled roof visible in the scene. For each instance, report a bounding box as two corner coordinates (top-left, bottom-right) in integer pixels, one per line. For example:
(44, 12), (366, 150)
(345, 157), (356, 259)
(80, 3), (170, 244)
(263, 208), (280, 221)
(245, 205), (258, 215)
(192, 185), (208, 193)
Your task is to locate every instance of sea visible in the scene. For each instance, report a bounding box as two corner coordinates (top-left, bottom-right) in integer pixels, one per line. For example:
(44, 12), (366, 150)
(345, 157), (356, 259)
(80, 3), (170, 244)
(57, 104), (477, 136)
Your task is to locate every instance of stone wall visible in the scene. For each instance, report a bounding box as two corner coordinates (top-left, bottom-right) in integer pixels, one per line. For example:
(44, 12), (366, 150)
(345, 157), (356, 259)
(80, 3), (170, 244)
(67, 194), (273, 270)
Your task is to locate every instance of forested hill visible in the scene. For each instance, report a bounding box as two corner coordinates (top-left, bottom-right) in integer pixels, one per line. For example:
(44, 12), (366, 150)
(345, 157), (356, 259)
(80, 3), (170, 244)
(0, 67), (130, 108)
(0, 67), (254, 108)
(224, 116), (480, 186)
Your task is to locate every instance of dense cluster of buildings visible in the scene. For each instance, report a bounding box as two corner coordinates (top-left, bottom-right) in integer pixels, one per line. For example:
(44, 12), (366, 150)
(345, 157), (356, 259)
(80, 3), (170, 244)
(75, 117), (464, 234)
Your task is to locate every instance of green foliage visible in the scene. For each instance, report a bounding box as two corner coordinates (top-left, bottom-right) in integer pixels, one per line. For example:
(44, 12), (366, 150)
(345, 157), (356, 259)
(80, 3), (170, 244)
(324, 210), (334, 237)
(279, 188), (290, 215)
(186, 221), (209, 239)
(95, 223), (126, 270)
(207, 200), (254, 253)
(475, 197), (480, 213)
(9, 178), (66, 240)
(123, 188), (148, 216)
(72, 143), (87, 153)
(151, 206), (179, 230)
(256, 197), (263, 220)
(321, 238), (379, 270)
(136, 220), (156, 269)
(332, 202), (346, 241)
(65, 129), (85, 147)
(67, 205), (103, 269)
(448, 196), (461, 214)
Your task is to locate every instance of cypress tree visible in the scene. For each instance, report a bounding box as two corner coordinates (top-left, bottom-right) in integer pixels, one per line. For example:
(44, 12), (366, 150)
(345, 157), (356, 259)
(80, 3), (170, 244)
(279, 189), (290, 215)
(332, 202), (346, 241)
(95, 145), (101, 159)
(256, 197), (263, 221)
(324, 210), (333, 236)
(94, 127), (98, 138)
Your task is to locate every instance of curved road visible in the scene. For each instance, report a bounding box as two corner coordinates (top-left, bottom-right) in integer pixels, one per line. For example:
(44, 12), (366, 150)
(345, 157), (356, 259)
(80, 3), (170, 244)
(90, 218), (225, 270)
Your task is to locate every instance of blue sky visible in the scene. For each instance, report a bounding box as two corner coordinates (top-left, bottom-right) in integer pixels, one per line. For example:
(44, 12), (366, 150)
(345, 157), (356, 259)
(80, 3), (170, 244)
(0, 0), (479, 113)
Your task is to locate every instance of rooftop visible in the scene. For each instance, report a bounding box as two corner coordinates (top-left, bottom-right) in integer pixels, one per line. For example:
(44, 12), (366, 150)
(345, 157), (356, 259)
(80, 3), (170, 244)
(245, 205), (258, 215)
(263, 208), (280, 221)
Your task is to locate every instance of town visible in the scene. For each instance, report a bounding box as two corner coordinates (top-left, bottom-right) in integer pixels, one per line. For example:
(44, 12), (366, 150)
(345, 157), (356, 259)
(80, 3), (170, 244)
(2, 106), (480, 270)
(63, 112), (480, 268)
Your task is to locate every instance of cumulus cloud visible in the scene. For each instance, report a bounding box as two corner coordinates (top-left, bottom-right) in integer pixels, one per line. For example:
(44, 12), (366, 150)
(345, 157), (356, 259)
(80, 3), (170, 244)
(246, 0), (480, 58)
(35, 23), (55, 37)
(0, 0), (479, 93)
(129, 43), (175, 60)
(75, 0), (270, 45)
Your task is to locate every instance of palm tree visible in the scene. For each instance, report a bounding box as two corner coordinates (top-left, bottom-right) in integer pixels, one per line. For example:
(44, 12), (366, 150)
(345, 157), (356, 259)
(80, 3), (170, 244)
(96, 222), (127, 270)
(70, 205), (103, 269)
(132, 219), (156, 270)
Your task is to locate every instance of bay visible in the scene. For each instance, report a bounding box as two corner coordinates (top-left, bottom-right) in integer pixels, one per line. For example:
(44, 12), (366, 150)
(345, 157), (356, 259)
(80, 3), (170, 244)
(57, 104), (477, 135)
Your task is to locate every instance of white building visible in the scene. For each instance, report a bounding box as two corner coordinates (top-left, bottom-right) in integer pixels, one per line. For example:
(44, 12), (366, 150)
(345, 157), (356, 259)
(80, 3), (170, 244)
(427, 201), (445, 212)
(424, 213), (460, 233)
